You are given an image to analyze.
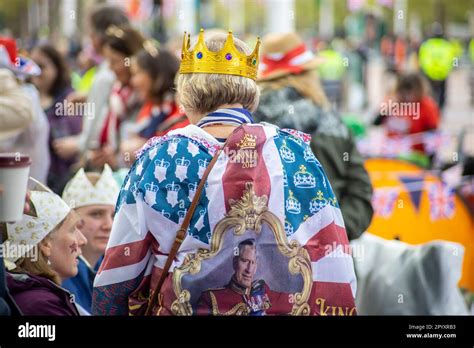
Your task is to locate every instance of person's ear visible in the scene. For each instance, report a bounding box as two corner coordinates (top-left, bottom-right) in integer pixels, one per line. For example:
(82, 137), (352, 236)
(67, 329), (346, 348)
(39, 238), (52, 258)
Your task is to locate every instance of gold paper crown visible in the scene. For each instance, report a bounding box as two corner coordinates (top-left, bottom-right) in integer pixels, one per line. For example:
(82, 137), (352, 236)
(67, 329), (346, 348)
(179, 29), (260, 80)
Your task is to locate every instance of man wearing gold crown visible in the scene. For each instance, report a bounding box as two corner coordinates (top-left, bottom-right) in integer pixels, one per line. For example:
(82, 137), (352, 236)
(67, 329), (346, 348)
(93, 30), (357, 316)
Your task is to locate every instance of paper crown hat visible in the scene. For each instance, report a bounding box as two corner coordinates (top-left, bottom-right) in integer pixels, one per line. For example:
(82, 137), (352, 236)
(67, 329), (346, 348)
(179, 28), (261, 81)
(3, 178), (71, 269)
(62, 164), (120, 209)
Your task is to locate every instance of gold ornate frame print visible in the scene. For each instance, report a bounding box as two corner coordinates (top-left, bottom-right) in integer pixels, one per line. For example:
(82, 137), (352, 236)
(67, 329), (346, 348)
(171, 182), (313, 315)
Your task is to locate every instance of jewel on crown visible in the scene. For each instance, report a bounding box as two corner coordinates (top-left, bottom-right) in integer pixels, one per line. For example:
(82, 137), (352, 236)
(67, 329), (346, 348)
(285, 190), (301, 214)
(166, 181), (180, 193)
(179, 28), (261, 81)
(155, 158), (170, 169)
(294, 165), (316, 188)
(237, 133), (257, 150)
(144, 182), (159, 193)
(279, 140), (295, 163)
(198, 159), (208, 168)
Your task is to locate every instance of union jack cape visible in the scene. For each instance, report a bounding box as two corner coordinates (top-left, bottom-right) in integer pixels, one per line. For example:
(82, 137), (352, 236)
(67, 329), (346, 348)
(92, 123), (357, 315)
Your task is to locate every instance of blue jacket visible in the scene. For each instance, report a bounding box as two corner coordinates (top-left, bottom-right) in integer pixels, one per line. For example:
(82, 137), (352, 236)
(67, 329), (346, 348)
(62, 255), (103, 314)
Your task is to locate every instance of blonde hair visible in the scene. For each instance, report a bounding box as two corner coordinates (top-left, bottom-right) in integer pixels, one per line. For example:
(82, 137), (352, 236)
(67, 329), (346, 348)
(258, 70), (330, 109)
(176, 33), (260, 116)
(11, 220), (65, 285)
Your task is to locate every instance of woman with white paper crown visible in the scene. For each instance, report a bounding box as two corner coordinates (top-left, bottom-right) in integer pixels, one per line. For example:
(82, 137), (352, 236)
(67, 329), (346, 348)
(3, 179), (87, 315)
(61, 164), (120, 314)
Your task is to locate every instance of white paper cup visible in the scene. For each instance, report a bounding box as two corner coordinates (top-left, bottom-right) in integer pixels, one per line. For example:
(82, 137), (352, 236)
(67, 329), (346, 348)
(0, 153), (31, 222)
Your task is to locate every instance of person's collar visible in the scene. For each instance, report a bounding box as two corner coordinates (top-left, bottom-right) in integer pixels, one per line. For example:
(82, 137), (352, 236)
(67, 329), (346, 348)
(196, 107), (254, 128)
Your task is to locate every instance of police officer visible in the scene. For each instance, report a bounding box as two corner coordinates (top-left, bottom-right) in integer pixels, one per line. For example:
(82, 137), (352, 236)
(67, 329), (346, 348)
(418, 23), (455, 109)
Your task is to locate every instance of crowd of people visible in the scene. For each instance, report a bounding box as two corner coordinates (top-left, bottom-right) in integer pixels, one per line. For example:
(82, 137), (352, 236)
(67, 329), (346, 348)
(0, 2), (471, 317)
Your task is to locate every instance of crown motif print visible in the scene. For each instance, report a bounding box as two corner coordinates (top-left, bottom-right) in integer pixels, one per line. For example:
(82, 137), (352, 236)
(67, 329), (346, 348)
(236, 133), (257, 150)
(178, 209), (188, 220)
(188, 182), (198, 192)
(198, 159), (209, 168)
(155, 159), (170, 169)
(303, 146), (317, 162)
(176, 157), (191, 167)
(144, 182), (159, 192)
(179, 29), (261, 80)
(284, 220), (294, 236)
(294, 165), (316, 188)
(285, 190), (301, 214)
(279, 140), (295, 163)
(309, 190), (327, 214)
(170, 138), (181, 144)
(166, 182), (180, 193)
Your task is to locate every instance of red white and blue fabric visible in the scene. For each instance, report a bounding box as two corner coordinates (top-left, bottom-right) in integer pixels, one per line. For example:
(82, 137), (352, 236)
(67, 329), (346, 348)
(428, 182), (455, 221)
(92, 109), (356, 315)
(0, 41), (41, 77)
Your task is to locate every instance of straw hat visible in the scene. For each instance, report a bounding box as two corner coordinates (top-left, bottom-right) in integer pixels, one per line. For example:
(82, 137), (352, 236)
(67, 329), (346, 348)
(258, 32), (324, 81)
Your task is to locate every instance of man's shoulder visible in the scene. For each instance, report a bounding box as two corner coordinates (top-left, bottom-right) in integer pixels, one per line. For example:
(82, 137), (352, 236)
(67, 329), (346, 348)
(200, 285), (243, 302)
(202, 286), (229, 295)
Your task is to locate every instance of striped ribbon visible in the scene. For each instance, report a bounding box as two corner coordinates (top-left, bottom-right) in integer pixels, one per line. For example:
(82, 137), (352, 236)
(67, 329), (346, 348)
(196, 108), (254, 128)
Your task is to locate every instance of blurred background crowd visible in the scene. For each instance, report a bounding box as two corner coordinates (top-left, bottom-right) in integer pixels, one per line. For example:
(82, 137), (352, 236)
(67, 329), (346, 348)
(0, 0), (473, 316)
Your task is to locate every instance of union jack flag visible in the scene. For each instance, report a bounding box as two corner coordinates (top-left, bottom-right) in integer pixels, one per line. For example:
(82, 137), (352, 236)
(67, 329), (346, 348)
(428, 183), (455, 221)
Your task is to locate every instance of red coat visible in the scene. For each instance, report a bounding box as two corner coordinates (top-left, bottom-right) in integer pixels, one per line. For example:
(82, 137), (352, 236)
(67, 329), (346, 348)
(384, 96), (440, 153)
(136, 101), (189, 138)
(195, 278), (293, 316)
